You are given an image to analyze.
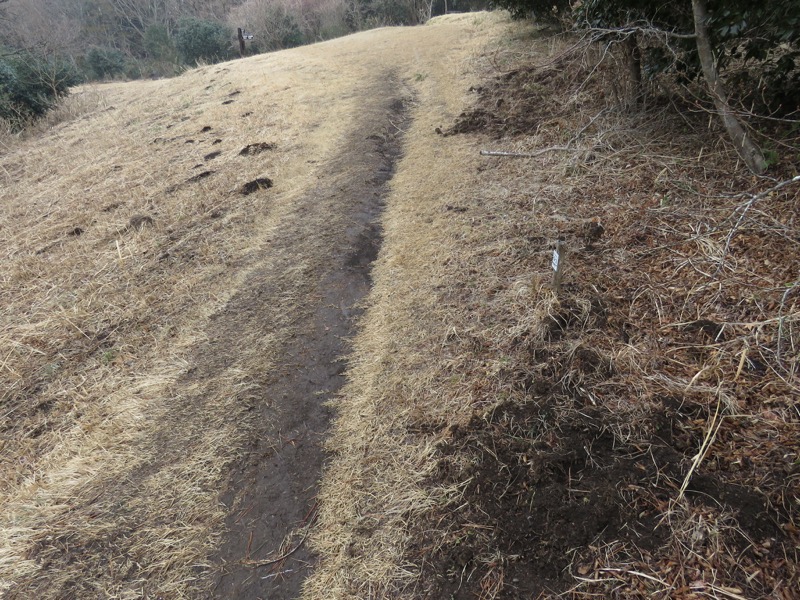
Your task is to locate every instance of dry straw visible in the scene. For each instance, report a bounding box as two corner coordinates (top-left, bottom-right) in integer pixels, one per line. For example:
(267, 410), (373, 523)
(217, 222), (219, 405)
(309, 17), (799, 600)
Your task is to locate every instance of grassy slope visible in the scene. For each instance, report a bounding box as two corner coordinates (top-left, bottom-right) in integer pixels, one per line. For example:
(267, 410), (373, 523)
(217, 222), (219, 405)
(0, 13), (510, 598)
(1, 13), (798, 600)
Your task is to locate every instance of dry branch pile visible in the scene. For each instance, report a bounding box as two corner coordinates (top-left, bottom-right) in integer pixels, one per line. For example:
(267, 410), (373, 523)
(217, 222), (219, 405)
(413, 35), (800, 599)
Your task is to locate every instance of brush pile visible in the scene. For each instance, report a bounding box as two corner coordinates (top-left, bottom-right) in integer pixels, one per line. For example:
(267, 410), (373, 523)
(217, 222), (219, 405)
(411, 35), (799, 599)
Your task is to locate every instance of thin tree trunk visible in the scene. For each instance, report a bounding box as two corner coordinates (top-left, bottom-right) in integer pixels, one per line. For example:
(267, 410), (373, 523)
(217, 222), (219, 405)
(691, 0), (766, 174)
(623, 34), (642, 108)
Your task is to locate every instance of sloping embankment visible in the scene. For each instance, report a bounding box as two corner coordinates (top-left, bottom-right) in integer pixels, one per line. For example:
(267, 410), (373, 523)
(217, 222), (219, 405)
(0, 13), (512, 599)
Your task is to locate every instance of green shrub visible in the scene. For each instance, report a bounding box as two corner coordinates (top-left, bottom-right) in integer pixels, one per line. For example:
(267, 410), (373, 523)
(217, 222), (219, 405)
(124, 61), (143, 80)
(0, 51), (80, 126)
(85, 46), (127, 80)
(175, 18), (232, 65)
(0, 61), (20, 121)
(144, 24), (178, 63)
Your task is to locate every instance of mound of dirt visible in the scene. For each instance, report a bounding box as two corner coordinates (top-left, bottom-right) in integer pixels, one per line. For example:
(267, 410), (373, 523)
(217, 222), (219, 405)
(239, 142), (276, 156)
(444, 66), (571, 138)
(418, 391), (788, 598)
(239, 177), (273, 195)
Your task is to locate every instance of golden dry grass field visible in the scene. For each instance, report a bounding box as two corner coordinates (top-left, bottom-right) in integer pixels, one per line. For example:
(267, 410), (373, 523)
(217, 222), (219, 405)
(2, 11), (799, 600)
(0, 12), (514, 599)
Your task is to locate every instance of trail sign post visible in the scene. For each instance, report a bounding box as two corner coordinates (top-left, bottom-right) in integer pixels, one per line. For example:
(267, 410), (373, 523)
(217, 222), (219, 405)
(237, 28), (253, 56)
(237, 28), (245, 57)
(552, 239), (565, 293)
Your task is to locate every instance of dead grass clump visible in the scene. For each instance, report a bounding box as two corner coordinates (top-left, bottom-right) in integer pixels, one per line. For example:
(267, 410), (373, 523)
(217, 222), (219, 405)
(0, 88), (106, 150)
(38, 88), (107, 129)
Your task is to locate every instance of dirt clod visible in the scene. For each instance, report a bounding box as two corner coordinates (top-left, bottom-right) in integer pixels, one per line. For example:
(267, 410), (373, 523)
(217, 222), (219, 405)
(186, 170), (214, 183)
(239, 177), (273, 195)
(239, 142), (276, 156)
(127, 215), (154, 230)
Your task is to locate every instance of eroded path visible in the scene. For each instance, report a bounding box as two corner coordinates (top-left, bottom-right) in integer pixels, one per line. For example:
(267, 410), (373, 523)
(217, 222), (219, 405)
(207, 80), (410, 599)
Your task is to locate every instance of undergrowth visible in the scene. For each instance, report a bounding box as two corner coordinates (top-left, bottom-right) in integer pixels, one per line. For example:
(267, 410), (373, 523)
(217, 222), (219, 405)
(411, 30), (799, 599)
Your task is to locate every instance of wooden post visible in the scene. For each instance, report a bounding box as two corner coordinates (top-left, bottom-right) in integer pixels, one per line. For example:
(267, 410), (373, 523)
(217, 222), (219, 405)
(552, 239), (566, 293)
(237, 27), (246, 57)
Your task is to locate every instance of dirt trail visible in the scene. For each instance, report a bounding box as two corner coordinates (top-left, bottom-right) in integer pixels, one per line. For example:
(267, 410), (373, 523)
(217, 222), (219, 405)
(207, 81), (410, 599)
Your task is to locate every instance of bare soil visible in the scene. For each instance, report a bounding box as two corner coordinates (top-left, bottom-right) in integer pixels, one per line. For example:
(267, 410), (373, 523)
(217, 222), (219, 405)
(208, 83), (410, 600)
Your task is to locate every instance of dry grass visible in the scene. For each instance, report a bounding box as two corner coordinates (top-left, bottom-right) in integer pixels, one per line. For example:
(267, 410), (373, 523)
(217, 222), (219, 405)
(3, 11), (796, 599)
(0, 88), (108, 148)
(0, 12), (515, 598)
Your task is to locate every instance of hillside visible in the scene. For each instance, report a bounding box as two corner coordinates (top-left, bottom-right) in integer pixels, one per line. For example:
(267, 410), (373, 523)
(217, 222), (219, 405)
(2, 12), (799, 600)
(0, 13), (509, 598)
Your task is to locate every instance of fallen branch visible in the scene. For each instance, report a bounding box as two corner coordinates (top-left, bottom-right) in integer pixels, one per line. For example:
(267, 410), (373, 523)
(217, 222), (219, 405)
(599, 567), (669, 587)
(242, 502), (319, 568)
(480, 147), (570, 158)
(777, 280), (800, 369)
(241, 528), (311, 568)
(578, 21), (697, 41)
(676, 393), (723, 503)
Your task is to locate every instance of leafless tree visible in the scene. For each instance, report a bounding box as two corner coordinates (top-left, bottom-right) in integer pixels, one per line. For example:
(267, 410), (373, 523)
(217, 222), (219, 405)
(691, 0), (766, 174)
(107, 0), (169, 37)
(0, 0), (83, 55)
(228, 0), (349, 50)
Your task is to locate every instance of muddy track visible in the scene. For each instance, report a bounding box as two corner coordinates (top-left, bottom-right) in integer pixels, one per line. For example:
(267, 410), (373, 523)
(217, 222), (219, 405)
(206, 80), (411, 600)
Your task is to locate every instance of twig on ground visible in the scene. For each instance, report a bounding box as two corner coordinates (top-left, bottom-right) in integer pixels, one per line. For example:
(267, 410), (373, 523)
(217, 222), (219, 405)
(676, 393), (723, 503)
(241, 528), (311, 568)
(480, 147), (571, 158)
(242, 502), (319, 568)
(777, 280), (799, 370)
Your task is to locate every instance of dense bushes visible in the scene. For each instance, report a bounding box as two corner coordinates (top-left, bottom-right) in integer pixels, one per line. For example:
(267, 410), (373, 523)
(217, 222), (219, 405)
(144, 25), (178, 64)
(0, 51), (79, 125)
(175, 18), (233, 65)
(487, 0), (800, 115)
(84, 47), (127, 80)
(228, 0), (349, 52)
(487, 0), (799, 173)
